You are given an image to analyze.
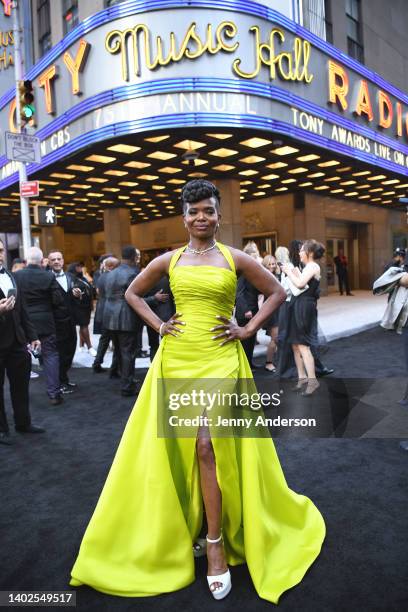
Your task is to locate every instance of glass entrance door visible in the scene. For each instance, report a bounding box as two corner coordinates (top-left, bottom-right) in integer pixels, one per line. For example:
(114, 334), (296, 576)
(326, 238), (348, 292)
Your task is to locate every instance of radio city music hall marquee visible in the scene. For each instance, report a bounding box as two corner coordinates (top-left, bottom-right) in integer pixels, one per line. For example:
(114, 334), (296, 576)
(1, 5), (408, 184)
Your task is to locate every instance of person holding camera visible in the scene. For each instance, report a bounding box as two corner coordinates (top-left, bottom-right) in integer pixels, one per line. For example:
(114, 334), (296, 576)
(0, 238), (45, 446)
(14, 247), (65, 406)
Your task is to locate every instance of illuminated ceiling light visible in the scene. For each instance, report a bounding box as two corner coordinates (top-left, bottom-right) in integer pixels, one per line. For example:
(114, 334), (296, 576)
(382, 179), (400, 185)
(396, 183), (408, 189)
(206, 133), (233, 140)
(104, 170), (128, 176)
(240, 155), (266, 163)
(118, 195), (130, 200)
(119, 181), (139, 187)
(297, 154), (320, 162)
(158, 166), (182, 174)
(133, 207), (142, 211)
(100, 199), (114, 203)
(166, 205), (175, 209)
(382, 199), (393, 204)
(146, 203), (155, 207)
(356, 184), (370, 189)
(51, 173), (75, 179)
(340, 180), (357, 186)
(102, 187), (120, 192)
(86, 154), (116, 163)
(40, 180), (59, 185)
(336, 166), (352, 173)
(240, 137), (272, 148)
(73, 197), (89, 202)
(258, 183), (271, 188)
(174, 188), (182, 193)
(148, 151), (177, 160)
(152, 185), (166, 190)
(344, 192), (358, 197)
(57, 190), (75, 194)
(213, 164), (235, 171)
(241, 180), (252, 185)
(324, 177), (341, 182)
(87, 204), (99, 207)
(174, 139), (206, 150)
(382, 191), (396, 196)
(187, 172), (208, 178)
(67, 164), (94, 172)
(281, 178), (296, 184)
(87, 192), (104, 197)
(156, 193), (167, 197)
(275, 187), (288, 191)
(107, 144), (141, 154)
(330, 189), (344, 193)
(44, 195), (61, 199)
(271, 145), (299, 155)
(253, 191), (266, 196)
(208, 148), (238, 157)
(240, 188), (248, 193)
(66, 212), (76, 215)
(371, 197), (381, 201)
(125, 161), (151, 169)
(267, 162), (288, 169)
(137, 174), (159, 181)
(261, 173), (279, 180)
(288, 167), (308, 174)
(369, 188), (383, 193)
(308, 172), (324, 178)
(358, 195), (370, 199)
(239, 169), (259, 176)
(131, 190), (146, 195)
(352, 170), (371, 176)
(168, 178), (186, 184)
(86, 177), (109, 183)
(144, 135), (170, 143)
(368, 175), (387, 181)
(318, 160), (340, 167)
(314, 185), (330, 190)
(71, 183), (91, 189)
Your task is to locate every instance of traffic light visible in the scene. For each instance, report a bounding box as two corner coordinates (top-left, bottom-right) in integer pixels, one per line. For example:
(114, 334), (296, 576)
(18, 80), (35, 125)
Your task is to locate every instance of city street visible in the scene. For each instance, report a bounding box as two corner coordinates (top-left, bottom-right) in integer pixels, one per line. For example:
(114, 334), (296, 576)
(1, 326), (407, 611)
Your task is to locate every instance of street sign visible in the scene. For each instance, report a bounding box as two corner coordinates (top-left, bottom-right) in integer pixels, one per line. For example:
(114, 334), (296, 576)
(34, 205), (57, 226)
(5, 131), (41, 163)
(20, 180), (39, 197)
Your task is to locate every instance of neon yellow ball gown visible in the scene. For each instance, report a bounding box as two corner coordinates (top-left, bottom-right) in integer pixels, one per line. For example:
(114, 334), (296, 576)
(70, 242), (325, 604)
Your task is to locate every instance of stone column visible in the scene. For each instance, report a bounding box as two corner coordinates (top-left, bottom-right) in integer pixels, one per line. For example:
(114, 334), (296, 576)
(214, 179), (242, 248)
(103, 207), (131, 257)
(40, 226), (65, 255)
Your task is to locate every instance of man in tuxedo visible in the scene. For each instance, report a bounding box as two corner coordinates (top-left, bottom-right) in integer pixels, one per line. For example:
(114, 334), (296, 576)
(48, 250), (81, 394)
(103, 246), (141, 396)
(14, 247), (65, 405)
(92, 256), (120, 374)
(0, 238), (45, 445)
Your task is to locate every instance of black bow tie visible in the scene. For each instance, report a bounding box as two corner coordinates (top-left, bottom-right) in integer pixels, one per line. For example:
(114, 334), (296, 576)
(0, 268), (6, 274)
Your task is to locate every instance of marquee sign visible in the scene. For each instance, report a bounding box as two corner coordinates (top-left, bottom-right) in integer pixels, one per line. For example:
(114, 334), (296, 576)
(1, 0), (408, 189)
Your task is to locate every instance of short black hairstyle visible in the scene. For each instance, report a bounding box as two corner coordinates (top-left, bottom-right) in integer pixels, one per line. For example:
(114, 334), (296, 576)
(11, 257), (25, 266)
(180, 179), (221, 214)
(121, 245), (136, 260)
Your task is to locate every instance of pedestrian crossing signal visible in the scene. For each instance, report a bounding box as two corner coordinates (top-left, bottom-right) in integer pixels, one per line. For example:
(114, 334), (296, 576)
(34, 205), (57, 226)
(18, 80), (35, 124)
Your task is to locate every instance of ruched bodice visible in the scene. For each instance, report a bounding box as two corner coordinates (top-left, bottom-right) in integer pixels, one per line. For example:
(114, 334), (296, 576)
(162, 244), (240, 378)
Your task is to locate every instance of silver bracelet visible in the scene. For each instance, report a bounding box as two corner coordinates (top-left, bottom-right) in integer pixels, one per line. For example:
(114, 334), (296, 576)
(159, 322), (166, 337)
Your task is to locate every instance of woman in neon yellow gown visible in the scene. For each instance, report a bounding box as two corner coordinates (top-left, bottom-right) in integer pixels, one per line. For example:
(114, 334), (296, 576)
(70, 179), (325, 603)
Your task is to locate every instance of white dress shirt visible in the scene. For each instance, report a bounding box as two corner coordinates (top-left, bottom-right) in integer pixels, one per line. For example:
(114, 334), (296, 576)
(0, 267), (14, 296)
(54, 271), (68, 292)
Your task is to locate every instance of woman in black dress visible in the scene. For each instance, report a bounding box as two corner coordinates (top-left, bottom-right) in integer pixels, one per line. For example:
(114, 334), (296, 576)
(67, 263), (95, 356)
(282, 240), (325, 396)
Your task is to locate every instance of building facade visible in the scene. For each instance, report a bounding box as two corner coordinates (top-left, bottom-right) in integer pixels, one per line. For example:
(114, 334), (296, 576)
(0, 0), (407, 290)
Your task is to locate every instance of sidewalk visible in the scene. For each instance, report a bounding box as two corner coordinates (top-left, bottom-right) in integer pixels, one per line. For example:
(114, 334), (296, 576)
(71, 290), (387, 368)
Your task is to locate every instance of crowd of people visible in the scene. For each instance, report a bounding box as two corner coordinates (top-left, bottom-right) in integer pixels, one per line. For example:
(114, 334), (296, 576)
(1, 231), (407, 447)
